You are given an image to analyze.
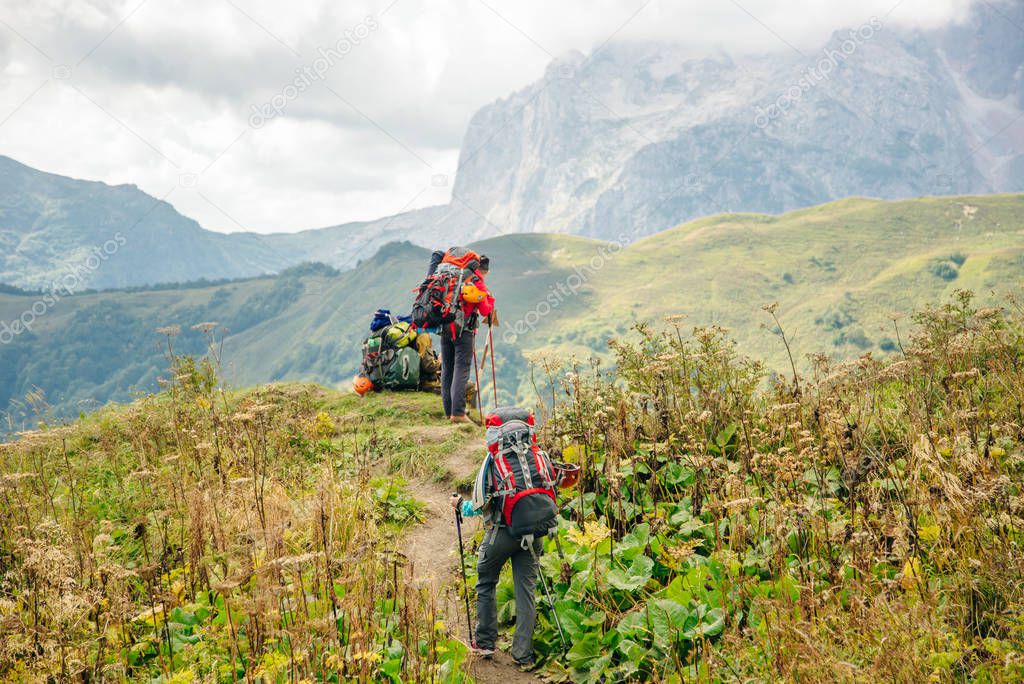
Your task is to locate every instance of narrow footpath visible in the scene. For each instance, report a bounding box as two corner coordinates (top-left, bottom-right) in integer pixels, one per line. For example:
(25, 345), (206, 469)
(401, 425), (544, 684)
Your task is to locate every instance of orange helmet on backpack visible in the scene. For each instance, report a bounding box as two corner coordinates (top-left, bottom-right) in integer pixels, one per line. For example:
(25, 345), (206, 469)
(461, 282), (485, 303)
(555, 462), (581, 489)
(353, 374), (375, 396)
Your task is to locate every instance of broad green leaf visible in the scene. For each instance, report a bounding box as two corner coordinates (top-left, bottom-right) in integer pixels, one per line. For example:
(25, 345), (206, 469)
(555, 605), (588, 641)
(576, 654), (613, 684)
(777, 571), (800, 603)
(659, 463), (694, 488)
(615, 610), (647, 639)
(616, 523), (650, 562)
(669, 503), (692, 527)
(168, 607), (199, 626)
(616, 637), (645, 662)
(649, 599), (690, 652)
(610, 661), (641, 680)
(607, 555), (654, 591)
(652, 598), (689, 628)
(676, 516), (711, 539)
(715, 423), (737, 448)
(566, 632), (601, 668)
(569, 567), (593, 595)
(379, 657), (403, 680)
(697, 606), (725, 637)
(660, 575), (693, 606)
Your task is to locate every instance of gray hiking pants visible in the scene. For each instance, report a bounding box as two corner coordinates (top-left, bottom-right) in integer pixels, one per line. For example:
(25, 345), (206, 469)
(474, 526), (542, 663)
(440, 328), (474, 417)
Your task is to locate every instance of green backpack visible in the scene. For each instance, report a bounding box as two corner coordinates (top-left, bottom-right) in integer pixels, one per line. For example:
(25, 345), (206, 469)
(379, 346), (421, 390)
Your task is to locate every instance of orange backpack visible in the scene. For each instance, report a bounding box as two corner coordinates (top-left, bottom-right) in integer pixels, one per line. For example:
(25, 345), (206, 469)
(442, 247), (480, 270)
(411, 247), (481, 340)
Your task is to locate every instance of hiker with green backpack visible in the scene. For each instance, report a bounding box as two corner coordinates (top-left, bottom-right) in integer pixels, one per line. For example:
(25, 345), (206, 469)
(412, 248), (494, 423)
(449, 407), (580, 671)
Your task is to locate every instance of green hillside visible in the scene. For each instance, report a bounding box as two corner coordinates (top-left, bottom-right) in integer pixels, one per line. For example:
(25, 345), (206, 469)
(2, 292), (1022, 681)
(0, 156), (300, 290)
(533, 194), (1024, 368)
(2, 194), (1023, 428)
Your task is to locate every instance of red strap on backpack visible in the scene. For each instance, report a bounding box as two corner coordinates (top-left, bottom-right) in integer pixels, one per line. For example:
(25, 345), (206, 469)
(502, 487), (556, 527)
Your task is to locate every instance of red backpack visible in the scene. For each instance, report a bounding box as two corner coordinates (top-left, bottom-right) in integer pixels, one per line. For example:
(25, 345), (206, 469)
(483, 407), (559, 537)
(411, 247), (480, 340)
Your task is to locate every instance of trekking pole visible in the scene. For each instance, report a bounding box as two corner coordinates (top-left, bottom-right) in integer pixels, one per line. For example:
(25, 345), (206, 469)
(551, 527), (572, 583)
(471, 341), (484, 419)
(453, 495), (475, 647)
(479, 331), (495, 409)
(487, 325), (498, 409)
(521, 535), (568, 653)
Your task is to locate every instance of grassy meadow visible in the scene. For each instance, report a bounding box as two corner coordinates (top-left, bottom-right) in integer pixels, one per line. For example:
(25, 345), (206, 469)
(1, 289), (1023, 681)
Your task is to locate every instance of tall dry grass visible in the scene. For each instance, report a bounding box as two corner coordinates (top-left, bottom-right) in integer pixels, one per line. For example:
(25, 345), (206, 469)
(0, 326), (467, 682)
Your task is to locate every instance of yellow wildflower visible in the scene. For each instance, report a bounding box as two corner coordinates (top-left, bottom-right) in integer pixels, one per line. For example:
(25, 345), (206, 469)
(349, 650), (383, 663)
(567, 520), (611, 549)
(900, 557), (923, 592)
(313, 411), (336, 439)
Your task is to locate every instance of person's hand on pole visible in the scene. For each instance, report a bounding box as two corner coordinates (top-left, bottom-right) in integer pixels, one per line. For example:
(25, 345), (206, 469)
(450, 494), (463, 510)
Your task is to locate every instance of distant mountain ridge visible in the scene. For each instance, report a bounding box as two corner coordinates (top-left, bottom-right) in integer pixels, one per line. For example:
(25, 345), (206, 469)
(0, 155), (276, 290)
(1, 1), (1021, 289)
(3, 193), (1022, 428)
(0, 155), (448, 290)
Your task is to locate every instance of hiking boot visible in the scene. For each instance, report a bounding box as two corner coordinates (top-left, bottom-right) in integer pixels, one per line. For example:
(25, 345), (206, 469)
(450, 414), (470, 423)
(470, 644), (494, 658)
(515, 659), (537, 672)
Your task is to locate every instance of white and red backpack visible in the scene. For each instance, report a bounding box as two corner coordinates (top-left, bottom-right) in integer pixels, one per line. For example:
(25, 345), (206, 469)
(472, 407), (559, 537)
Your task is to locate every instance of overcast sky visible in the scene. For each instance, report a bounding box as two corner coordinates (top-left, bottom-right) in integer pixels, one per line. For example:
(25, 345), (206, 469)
(0, 0), (976, 234)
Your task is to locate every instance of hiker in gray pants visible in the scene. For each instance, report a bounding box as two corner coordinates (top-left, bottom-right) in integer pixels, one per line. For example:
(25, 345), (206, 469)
(450, 498), (542, 668)
(440, 329), (474, 419)
(436, 253), (493, 423)
(476, 526), (542, 663)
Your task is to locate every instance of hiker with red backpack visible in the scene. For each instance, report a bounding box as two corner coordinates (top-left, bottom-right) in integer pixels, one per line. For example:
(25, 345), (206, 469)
(449, 407), (580, 670)
(412, 247), (494, 423)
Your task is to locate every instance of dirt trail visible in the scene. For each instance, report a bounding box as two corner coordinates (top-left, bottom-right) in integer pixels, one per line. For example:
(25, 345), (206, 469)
(402, 424), (543, 683)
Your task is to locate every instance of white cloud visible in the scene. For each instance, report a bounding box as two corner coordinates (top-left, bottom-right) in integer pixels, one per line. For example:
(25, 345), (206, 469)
(0, 0), (976, 233)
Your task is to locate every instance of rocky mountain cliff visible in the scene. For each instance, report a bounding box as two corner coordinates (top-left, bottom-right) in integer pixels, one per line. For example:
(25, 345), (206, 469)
(444, 0), (1023, 241)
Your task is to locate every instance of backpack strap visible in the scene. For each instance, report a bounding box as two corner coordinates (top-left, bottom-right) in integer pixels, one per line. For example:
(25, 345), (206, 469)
(471, 455), (492, 512)
(450, 268), (467, 339)
(534, 447), (558, 490)
(510, 441), (534, 489)
(491, 451), (517, 497)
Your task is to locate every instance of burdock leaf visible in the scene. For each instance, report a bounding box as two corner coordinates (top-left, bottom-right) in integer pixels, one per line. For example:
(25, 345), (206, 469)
(617, 523), (650, 562)
(615, 610), (646, 639)
(607, 555), (654, 591)
(566, 632), (602, 668)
